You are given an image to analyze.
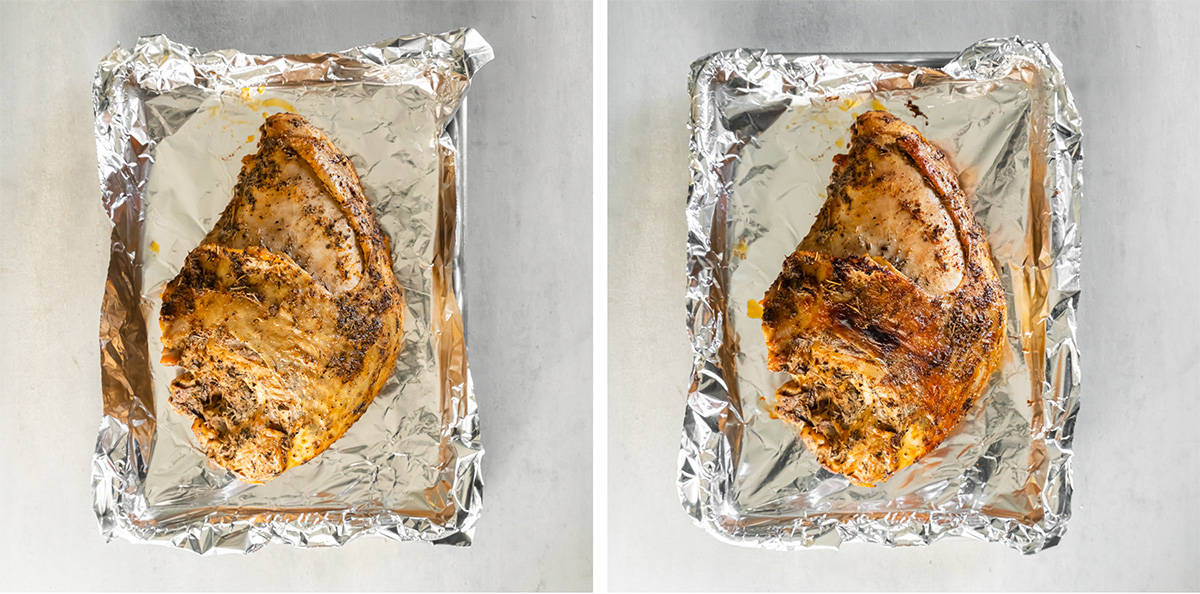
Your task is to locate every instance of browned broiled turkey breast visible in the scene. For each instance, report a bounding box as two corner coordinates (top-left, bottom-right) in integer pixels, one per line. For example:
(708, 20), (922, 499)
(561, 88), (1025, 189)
(761, 110), (1006, 486)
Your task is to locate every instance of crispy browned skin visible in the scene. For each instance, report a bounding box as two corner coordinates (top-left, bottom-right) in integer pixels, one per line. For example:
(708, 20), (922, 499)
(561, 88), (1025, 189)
(761, 111), (1006, 486)
(159, 113), (404, 483)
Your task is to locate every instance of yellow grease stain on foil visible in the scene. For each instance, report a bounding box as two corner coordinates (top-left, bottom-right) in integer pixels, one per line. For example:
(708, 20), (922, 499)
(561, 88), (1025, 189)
(733, 239), (749, 260)
(835, 137), (844, 148)
(206, 89), (296, 133)
(871, 98), (888, 111)
(246, 135), (255, 142)
(237, 88), (297, 114)
(759, 394), (780, 419)
(259, 98), (296, 111)
(838, 98), (860, 112)
(747, 299), (763, 319)
(149, 241), (160, 254)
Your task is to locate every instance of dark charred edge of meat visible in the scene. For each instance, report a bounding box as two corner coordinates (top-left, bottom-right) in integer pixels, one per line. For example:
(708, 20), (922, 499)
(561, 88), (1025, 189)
(895, 133), (956, 197)
(160, 249), (222, 321)
(855, 320), (901, 354)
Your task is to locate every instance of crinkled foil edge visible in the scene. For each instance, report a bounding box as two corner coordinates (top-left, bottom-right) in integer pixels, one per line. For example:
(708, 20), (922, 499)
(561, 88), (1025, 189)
(91, 29), (491, 554)
(678, 37), (1082, 554)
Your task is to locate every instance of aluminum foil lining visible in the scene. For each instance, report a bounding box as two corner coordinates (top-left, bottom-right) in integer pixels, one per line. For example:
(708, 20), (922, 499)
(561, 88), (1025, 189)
(678, 37), (1082, 554)
(92, 29), (491, 554)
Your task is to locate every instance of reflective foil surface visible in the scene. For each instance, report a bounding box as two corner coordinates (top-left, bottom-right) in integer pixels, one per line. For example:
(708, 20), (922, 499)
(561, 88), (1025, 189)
(92, 30), (491, 553)
(679, 37), (1082, 553)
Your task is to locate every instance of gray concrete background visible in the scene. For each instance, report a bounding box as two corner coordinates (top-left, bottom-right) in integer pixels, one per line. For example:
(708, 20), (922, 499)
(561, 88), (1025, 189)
(608, 1), (1198, 591)
(0, 1), (590, 591)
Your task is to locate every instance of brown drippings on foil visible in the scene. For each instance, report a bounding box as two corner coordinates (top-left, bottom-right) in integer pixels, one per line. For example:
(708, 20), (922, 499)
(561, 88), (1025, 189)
(759, 395), (780, 419)
(905, 98), (929, 124)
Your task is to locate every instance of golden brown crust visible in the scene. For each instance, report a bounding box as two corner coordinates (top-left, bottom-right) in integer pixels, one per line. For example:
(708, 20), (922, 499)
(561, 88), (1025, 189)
(761, 110), (1006, 486)
(159, 113), (404, 483)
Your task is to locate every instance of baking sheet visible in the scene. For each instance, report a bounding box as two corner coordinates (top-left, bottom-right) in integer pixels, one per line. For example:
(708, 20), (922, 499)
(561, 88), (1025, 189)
(92, 30), (490, 553)
(679, 37), (1082, 553)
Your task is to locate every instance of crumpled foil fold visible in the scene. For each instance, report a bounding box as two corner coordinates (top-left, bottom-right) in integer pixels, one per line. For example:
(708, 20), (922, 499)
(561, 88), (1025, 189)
(92, 29), (491, 553)
(678, 37), (1082, 554)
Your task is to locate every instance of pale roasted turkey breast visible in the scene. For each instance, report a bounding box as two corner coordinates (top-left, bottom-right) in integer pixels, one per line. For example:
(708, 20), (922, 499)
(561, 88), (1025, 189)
(159, 113), (404, 483)
(761, 110), (1006, 486)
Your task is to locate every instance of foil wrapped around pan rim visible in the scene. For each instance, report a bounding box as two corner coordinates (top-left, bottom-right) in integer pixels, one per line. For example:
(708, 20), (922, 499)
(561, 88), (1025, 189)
(91, 29), (490, 553)
(678, 37), (1082, 554)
